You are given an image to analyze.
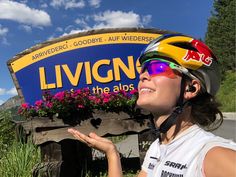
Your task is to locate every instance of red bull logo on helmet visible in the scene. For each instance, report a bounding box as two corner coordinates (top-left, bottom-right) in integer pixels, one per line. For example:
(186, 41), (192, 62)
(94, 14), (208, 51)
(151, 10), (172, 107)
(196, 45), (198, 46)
(183, 39), (213, 66)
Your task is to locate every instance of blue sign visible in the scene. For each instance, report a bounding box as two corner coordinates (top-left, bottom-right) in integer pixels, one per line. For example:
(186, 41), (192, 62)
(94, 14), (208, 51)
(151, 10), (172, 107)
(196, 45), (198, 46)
(8, 29), (162, 104)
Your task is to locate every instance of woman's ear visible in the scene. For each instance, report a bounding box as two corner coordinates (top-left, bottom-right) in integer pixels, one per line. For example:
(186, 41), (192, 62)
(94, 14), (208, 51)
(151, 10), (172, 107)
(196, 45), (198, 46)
(184, 80), (201, 100)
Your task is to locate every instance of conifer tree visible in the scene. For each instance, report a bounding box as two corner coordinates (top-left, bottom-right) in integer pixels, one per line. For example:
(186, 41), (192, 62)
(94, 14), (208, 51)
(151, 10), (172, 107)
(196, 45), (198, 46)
(205, 0), (235, 74)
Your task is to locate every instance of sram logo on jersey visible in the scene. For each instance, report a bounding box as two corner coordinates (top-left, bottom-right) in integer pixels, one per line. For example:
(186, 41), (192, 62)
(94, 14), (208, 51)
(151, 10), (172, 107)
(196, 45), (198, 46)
(164, 161), (187, 170)
(183, 39), (213, 66)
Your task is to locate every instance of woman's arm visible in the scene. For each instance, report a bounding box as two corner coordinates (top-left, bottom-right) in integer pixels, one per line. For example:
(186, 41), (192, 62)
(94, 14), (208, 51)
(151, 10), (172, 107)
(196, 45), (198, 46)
(68, 129), (123, 177)
(204, 146), (236, 177)
(137, 170), (147, 177)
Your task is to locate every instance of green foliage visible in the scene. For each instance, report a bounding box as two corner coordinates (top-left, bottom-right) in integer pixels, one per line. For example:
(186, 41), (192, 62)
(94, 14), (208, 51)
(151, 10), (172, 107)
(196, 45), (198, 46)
(216, 70), (236, 111)
(0, 110), (15, 158)
(18, 89), (139, 125)
(0, 140), (41, 177)
(0, 110), (40, 177)
(108, 135), (128, 144)
(205, 0), (236, 73)
(85, 171), (138, 177)
(123, 171), (139, 177)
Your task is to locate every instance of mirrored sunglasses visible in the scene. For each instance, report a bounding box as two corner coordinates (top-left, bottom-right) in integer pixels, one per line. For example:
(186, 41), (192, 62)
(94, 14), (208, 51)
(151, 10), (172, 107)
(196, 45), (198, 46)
(140, 58), (188, 78)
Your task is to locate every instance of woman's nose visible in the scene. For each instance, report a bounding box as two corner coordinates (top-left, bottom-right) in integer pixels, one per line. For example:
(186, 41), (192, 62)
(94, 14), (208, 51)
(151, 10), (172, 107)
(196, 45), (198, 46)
(139, 71), (151, 81)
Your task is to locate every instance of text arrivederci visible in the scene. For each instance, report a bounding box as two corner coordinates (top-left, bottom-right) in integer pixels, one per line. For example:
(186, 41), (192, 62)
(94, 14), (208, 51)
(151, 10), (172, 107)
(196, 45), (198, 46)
(32, 44), (69, 60)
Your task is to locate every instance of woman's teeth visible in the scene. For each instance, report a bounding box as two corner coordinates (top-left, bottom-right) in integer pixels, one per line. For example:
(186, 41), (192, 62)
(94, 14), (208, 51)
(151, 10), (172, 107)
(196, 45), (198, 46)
(140, 88), (153, 93)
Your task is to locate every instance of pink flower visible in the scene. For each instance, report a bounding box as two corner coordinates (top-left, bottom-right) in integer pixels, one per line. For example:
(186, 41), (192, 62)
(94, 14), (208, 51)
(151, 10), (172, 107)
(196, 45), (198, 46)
(72, 89), (81, 97)
(102, 93), (110, 98)
(46, 102), (53, 108)
(103, 98), (110, 103)
(88, 96), (96, 101)
(119, 90), (127, 96)
(54, 91), (65, 101)
(18, 87), (138, 119)
(21, 103), (29, 109)
(35, 100), (43, 107)
(95, 98), (101, 104)
(78, 104), (85, 108)
(130, 89), (138, 95)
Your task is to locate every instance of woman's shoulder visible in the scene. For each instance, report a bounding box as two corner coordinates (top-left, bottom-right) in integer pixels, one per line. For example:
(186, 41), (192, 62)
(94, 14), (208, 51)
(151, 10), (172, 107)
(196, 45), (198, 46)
(204, 146), (236, 177)
(193, 127), (236, 176)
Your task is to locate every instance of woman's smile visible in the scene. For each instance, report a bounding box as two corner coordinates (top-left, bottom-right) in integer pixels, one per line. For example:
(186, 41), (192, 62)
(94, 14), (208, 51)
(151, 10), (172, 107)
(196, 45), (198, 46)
(139, 86), (155, 94)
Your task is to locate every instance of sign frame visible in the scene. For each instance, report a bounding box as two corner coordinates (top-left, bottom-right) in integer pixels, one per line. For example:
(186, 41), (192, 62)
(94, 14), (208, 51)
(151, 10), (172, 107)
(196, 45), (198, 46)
(7, 28), (175, 104)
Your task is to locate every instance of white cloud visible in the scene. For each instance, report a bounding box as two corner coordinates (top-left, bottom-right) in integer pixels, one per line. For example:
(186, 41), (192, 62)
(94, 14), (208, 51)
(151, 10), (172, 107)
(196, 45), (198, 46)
(89, 0), (101, 8)
(62, 29), (88, 36)
(75, 18), (90, 28)
(0, 87), (17, 96)
(0, 25), (8, 37)
(47, 34), (56, 40)
(65, 25), (75, 32)
(0, 0), (51, 27)
(50, 0), (85, 9)
(142, 15), (152, 25)
(61, 11), (152, 36)
(20, 0), (28, 4)
(56, 27), (63, 32)
(0, 88), (6, 95)
(40, 3), (48, 8)
(1, 37), (10, 45)
(19, 25), (32, 33)
(6, 87), (17, 96)
(0, 24), (9, 45)
(0, 100), (4, 105)
(93, 10), (150, 29)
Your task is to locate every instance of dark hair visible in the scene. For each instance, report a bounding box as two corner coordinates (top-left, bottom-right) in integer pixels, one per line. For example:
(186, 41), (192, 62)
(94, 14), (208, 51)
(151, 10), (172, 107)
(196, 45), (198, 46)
(189, 93), (223, 131)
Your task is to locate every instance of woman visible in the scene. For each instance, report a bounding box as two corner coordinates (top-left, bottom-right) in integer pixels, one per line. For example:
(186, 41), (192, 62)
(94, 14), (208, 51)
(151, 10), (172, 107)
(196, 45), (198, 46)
(68, 34), (236, 177)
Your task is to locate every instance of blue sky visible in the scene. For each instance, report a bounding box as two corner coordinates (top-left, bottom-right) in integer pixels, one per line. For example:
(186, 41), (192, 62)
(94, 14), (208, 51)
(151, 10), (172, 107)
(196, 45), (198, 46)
(0, 0), (214, 105)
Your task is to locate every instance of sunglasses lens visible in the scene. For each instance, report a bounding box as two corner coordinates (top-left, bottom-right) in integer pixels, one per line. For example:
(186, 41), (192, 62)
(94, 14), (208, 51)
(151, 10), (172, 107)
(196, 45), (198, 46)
(141, 61), (171, 76)
(149, 62), (170, 75)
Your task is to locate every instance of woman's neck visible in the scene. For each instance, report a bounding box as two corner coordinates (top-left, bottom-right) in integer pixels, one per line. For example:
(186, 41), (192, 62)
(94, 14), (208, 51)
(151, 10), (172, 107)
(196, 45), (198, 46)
(161, 121), (193, 144)
(153, 106), (194, 144)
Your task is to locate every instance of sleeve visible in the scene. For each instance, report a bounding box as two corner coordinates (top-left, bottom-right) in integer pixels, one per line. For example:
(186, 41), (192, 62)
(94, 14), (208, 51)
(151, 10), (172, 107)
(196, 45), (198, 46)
(141, 139), (160, 173)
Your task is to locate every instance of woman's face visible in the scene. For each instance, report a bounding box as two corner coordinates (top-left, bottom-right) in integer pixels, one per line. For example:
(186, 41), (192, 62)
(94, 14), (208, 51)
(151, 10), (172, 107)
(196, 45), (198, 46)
(137, 65), (182, 116)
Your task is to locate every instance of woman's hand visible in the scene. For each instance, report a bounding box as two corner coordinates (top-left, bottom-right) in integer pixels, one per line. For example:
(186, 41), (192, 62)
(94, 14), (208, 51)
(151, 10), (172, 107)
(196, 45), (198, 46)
(67, 128), (117, 156)
(68, 128), (123, 177)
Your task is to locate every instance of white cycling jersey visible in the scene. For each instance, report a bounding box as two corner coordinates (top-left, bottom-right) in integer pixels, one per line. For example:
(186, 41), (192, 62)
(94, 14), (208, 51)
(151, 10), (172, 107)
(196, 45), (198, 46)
(142, 124), (236, 177)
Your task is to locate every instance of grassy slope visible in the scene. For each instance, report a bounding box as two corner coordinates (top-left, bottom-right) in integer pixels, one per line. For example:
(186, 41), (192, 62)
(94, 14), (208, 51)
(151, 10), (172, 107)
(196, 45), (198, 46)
(216, 70), (236, 112)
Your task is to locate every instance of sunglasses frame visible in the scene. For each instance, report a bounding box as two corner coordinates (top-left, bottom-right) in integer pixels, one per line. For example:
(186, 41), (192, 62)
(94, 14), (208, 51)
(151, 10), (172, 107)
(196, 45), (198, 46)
(141, 58), (198, 80)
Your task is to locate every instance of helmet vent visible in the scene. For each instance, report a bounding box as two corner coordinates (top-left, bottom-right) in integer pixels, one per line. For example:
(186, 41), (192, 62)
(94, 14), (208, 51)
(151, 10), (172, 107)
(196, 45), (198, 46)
(171, 42), (198, 52)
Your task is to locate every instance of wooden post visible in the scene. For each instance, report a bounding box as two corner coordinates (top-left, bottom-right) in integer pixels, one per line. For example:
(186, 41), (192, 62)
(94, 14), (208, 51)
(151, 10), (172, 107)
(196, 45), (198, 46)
(60, 139), (92, 177)
(33, 140), (92, 177)
(17, 111), (150, 177)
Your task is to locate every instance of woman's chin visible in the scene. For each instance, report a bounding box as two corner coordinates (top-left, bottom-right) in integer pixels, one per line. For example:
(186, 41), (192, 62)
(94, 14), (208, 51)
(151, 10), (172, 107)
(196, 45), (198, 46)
(136, 100), (152, 111)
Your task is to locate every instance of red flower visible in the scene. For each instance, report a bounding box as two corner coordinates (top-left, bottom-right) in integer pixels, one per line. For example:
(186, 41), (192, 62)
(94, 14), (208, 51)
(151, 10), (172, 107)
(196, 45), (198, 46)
(21, 103), (29, 109)
(54, 91), (65, 101)
(46, 102), (53, 108)
(72, 89), (81, 97)
(35, 100), (43, 107)
(103, 98), (110, 103)
(17, 87), (139, 119)
(130, 89), (138, 95)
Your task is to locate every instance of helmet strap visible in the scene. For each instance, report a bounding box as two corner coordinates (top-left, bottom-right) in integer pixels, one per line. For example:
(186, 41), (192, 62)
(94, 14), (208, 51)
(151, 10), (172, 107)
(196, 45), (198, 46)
(149, 75), (189, 142)
(149, 115), (161, 141)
